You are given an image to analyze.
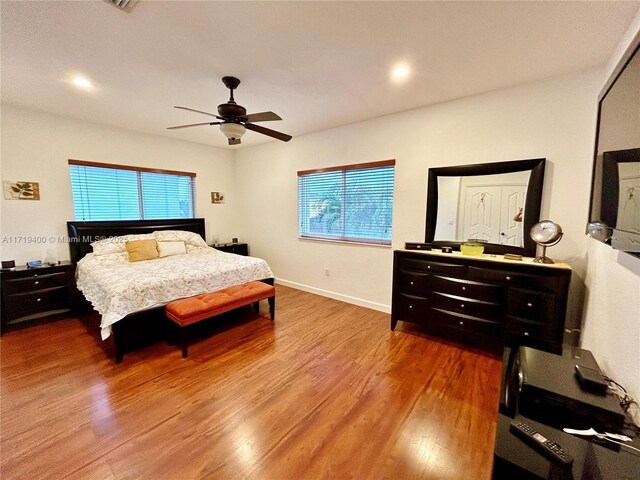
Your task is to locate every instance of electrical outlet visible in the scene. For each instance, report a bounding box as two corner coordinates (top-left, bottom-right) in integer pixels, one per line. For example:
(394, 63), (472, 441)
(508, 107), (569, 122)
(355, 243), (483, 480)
(325, 268), (330, 276)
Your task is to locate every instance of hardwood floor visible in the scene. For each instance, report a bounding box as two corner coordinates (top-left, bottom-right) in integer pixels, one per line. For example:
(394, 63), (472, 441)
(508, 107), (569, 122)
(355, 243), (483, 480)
(0, 285), (502, 479)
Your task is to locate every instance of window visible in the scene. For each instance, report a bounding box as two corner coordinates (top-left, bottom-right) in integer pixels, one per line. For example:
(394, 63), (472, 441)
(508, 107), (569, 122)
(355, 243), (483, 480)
(298, 160), (395, 245)
(69, 160), (195, 221)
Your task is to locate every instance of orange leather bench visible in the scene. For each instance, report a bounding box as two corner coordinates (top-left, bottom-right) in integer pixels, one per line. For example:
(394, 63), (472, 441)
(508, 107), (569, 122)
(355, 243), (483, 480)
(166, 281), (275, 357)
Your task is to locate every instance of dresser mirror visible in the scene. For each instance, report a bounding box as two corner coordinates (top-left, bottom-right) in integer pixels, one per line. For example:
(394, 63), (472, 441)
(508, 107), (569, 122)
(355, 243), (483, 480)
(425, 158), (546, 257)
(589, 33), (640, 254)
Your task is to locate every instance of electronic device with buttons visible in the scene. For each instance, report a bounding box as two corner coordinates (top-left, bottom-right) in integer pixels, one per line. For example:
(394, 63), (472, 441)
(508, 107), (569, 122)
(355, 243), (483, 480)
(505, 346), (625, 433)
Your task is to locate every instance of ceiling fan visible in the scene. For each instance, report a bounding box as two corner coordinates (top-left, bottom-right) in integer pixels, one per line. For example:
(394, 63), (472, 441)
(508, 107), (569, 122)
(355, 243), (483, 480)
(167, 76), (292, 146)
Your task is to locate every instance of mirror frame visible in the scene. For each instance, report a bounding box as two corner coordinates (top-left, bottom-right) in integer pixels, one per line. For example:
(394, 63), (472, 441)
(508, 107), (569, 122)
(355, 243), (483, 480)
(588, 31), (640, 256)
(425, 157), (546, 257)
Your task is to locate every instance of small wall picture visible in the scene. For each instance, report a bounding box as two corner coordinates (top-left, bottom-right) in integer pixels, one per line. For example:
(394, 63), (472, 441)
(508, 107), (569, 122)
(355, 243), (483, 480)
(3, 181), (40, 200)
(211, 192), (224, 204)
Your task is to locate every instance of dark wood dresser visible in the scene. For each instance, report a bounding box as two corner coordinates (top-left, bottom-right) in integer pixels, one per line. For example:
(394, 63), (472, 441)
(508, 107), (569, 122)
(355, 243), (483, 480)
(1, 262), (76, 333)
(212, 242), (249, 256)
(391, 250), (571, 353)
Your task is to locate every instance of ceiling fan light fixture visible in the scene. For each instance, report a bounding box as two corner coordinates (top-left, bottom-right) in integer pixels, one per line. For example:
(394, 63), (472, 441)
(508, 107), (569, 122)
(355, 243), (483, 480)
(220, 122), (246, 140)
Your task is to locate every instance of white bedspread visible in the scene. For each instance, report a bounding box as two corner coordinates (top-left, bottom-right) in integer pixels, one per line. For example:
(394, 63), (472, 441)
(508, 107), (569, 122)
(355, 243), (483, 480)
(76, 247), (274, 339)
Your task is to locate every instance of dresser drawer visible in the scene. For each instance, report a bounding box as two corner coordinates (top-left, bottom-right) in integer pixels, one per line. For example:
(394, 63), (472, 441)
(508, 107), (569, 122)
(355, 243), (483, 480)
(505, 316), (557, 341)
(431, 308), (503, 337)
(468, 266), (559, 291)
(396, 293), (429, 323)
(2, 272), (68, 295)
(430, 275), (504, 302)
(397, 270), (430, 295)
(398, 258), (466, 276)
(3, 287), (70, 322)
(430, 291), (502, 319)
(506, 288), (555, 322)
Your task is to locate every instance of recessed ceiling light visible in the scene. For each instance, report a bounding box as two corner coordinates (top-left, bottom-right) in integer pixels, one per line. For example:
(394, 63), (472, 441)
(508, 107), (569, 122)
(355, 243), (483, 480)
(392, 66), (410, 79)
(72, 76), (93, 90)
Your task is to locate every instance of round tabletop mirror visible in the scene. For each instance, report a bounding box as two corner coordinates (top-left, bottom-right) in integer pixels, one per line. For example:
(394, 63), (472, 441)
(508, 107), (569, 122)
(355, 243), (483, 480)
(530, 220), (563, 263)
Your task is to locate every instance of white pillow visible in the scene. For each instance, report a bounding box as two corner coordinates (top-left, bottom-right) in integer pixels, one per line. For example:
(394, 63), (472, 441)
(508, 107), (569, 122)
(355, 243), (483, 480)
(153, 230), (208, 248)
(91, 233), (155, 255)
(158, 241), (187, 258)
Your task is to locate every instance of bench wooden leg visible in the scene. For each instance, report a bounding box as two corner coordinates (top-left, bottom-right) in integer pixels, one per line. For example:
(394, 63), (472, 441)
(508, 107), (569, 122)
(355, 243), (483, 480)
(268, 295), (275, 320)
(253, 301), (259, 313)
(181, 328), (188, 358)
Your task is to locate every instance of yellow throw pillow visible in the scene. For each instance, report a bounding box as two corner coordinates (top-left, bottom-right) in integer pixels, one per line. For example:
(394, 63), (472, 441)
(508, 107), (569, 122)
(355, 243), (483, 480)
(126, 239), (159, 262)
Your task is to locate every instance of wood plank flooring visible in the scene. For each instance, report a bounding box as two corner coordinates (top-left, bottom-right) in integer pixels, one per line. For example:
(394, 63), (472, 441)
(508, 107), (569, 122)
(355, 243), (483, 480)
(1, 285), (502, 480)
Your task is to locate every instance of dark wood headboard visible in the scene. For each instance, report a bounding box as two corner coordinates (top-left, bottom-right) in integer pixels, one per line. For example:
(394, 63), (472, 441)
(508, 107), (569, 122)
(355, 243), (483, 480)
(67, 218), (206, 264)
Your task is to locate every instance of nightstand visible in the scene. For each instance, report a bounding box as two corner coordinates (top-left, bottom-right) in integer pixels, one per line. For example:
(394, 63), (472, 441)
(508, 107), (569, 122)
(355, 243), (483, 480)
(212, 242), (249, 256)
(0, 261), (76, 333)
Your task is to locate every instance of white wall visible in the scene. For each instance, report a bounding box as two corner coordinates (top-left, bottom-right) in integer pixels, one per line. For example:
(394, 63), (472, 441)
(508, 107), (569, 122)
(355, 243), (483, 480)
(0, 105), (238, 264)
(235, 69), (603, 316)
(235, 62), (640, 412)
(581, 14), (640, 415)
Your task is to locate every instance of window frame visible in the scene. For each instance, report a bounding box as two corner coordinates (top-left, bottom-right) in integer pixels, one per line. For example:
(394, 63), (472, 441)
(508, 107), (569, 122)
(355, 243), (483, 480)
(297, 159), (396, 246)
(68, 159), (196, 221)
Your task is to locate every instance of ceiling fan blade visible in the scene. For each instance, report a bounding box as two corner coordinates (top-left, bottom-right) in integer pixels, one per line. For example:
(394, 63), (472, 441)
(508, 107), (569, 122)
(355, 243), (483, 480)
(167, 122), (220, 130)
(244, 122), (292, 142)
(243, 111), (282, 122)
(174, 106), (223, 120)
(228, 138), (241, 146)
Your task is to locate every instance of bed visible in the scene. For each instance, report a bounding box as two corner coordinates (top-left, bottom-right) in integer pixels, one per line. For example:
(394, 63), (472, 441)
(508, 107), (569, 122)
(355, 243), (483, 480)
(67, 218), (274, 362)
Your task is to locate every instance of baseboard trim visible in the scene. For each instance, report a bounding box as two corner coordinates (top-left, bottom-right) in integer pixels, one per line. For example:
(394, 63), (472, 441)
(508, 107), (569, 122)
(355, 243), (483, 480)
(275, 278), (391, 314)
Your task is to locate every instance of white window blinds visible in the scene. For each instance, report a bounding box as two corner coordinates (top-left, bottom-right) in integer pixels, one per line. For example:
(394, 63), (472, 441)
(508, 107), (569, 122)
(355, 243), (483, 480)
(298, 160), (395, 245)
(69, 160), (195, 221)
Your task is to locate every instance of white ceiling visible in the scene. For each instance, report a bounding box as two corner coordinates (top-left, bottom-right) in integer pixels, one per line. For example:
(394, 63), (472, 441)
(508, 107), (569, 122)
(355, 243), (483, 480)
(1, 1), (638, 150)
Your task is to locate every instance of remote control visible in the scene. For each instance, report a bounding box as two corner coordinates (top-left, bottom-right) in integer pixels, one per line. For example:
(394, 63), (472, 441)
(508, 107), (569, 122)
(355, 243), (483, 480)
(510, 421), (574, 467)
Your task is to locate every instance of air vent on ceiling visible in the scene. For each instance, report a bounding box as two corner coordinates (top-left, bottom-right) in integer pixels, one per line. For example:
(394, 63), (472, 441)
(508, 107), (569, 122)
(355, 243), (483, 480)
(104, 0), (137, 12)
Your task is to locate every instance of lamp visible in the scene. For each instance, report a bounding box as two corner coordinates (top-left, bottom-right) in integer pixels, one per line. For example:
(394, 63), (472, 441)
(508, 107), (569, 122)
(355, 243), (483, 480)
(220, 122), (246, 140)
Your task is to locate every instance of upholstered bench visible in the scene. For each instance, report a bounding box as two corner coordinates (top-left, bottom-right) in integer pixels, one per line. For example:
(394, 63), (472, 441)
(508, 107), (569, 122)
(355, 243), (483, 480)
(166, 281), (275, 358)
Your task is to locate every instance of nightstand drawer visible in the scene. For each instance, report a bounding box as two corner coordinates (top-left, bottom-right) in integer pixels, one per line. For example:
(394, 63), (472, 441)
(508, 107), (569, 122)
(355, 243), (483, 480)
(3, 272), (68, 295)
(3, 287), (70, 322)
(212, 243), (248, 256)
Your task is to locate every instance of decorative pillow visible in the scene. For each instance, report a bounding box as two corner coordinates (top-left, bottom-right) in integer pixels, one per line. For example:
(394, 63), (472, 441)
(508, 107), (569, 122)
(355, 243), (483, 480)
(92, 233), (155, 255)
(158, 241), (187, 258)
(125, 239), (159, 262)
(153, 230), (208, 248)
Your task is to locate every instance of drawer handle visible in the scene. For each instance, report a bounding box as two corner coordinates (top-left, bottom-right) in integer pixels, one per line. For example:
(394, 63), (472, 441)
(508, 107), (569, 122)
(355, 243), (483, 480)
(427, 266), (431, 270)
(527, 303), (533, 307)
(460, 304), (465, 309)
(462, 286), (466, 291)
(37, 298), (42, 302)
(409, 305), (413, 309)
(34, 281), (40, 285)
(410, 281), (414, 285)
(524, 331), (529, 336)
(505, 276), (511, 281)
(459, 321), (464, 326)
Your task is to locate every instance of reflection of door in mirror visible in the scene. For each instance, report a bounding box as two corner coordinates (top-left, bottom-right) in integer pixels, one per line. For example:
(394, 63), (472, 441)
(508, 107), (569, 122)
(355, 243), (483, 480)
(435, 171), (529, 246)
(459, 183), (526, 245)
(616, 160), (640, 233)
